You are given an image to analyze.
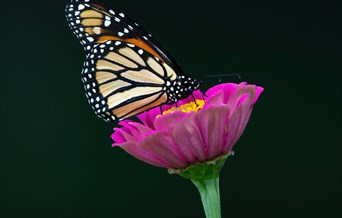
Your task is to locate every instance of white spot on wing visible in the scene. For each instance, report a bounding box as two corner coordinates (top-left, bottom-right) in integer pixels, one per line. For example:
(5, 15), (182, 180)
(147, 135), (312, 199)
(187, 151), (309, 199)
(93, 27), (101, 34)
(104, 20), (111, 27)
(78, 4), (85, 10)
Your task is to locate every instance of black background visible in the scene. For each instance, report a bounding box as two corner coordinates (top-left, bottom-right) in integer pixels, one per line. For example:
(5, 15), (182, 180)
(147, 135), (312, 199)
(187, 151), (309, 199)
(1, 0), (341, 217)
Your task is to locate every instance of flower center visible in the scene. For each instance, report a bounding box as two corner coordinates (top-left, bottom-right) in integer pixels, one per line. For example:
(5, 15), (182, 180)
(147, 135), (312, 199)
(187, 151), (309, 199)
(162, 100), (205, 115)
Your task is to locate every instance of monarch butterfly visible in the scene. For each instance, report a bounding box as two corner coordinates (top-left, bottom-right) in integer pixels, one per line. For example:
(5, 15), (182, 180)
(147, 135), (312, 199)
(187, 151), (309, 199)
(65, 0), (201, 122)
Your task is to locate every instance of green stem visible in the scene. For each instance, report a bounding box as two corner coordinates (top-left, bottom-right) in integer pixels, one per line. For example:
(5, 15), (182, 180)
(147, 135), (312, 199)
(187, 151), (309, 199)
(169, 154), (229, 218)
(192, 177), (221, 218)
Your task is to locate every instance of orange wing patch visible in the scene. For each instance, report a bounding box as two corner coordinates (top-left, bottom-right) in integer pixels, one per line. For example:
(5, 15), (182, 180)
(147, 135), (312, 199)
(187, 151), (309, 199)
(80, 10), (103, 18)
(98, 36), (165, 62)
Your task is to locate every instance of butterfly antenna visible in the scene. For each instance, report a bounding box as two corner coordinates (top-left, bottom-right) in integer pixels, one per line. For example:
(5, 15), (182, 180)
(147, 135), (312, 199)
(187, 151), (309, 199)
(203, 73), (242, 80)
(201, 73), (242, 83)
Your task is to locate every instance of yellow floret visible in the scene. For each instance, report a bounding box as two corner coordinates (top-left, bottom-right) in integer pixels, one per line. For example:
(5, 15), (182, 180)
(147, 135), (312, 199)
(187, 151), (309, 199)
(162, 100), (205, 115)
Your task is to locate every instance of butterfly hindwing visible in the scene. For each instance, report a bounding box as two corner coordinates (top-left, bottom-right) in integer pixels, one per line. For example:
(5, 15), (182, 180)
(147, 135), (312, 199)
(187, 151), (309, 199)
(82, 40), (179, 121)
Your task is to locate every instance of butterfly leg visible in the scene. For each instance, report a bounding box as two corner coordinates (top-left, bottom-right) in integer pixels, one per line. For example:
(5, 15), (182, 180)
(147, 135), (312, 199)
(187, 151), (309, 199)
(201, 92), (207, 99)
(190, 93), (199, 106)
(159, 105), (163, 115)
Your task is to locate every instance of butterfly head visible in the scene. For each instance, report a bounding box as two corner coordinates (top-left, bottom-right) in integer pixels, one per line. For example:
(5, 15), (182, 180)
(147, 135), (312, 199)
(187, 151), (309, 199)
(188, 78), (202, 92)
(167, 76), (202, 103)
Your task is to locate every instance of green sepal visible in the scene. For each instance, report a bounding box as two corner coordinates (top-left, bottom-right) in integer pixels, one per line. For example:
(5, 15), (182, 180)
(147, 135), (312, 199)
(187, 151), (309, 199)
(168, 154), (229, 180)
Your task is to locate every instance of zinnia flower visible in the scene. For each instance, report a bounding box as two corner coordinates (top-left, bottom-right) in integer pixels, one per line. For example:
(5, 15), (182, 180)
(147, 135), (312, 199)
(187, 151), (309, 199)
(111, 82), (263, 169)
(112, 82), (263, 218)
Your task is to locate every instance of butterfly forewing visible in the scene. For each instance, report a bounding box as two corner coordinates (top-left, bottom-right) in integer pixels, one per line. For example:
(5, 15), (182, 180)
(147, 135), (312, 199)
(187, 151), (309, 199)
(65, 0), (178, 66)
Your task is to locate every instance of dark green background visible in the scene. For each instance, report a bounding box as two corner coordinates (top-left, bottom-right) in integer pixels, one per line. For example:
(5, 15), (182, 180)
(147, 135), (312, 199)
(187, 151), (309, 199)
(1, 0), (341, 217)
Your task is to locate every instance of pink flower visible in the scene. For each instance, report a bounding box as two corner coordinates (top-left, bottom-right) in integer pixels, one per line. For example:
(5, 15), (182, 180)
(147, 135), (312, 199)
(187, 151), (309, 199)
(111, 82), (264, 169)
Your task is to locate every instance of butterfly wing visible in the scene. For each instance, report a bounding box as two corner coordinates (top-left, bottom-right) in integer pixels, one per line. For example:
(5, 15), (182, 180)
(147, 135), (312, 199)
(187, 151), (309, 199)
(82, 40), (181, 121)
(65, 0), (183, 73)
(66, 0), (200, 121)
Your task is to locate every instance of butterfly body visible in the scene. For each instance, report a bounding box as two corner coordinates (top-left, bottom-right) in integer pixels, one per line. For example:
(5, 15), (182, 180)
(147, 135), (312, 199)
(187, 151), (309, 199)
(65, 0), (200, 121)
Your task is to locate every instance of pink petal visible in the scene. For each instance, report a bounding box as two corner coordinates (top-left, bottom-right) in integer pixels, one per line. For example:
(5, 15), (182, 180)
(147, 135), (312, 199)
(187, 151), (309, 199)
(111, 120), (153, 145)
(121, 132), (189, 168)
(111, 127), (136, 144)
(119, 142), (173, 168)
(154, 110), (189, 131)
(111, 129), (127, 144)
(137, 108), (160, 130)
(137, 104), (174, 129)
(206, 83), (238, 104)
(253, 86), (264, 106)
(197, 105), (231, 159)
(223, 93), (253, 153)
(121, 121), (152, 137)
(172, 112), (206, 163)
(226, 85), (256, 114)
(204, 89), (225, 107)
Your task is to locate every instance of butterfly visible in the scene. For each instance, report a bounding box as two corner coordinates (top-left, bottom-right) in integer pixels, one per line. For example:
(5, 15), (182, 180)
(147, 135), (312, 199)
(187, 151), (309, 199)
(65, 0), (201, 122)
